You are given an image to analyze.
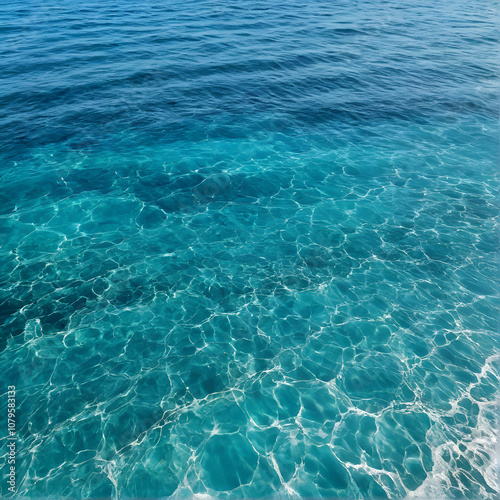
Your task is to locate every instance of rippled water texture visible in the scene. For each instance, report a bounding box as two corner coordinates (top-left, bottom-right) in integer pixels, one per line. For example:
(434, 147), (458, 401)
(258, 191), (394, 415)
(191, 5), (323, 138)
(0, 0), (499, 498)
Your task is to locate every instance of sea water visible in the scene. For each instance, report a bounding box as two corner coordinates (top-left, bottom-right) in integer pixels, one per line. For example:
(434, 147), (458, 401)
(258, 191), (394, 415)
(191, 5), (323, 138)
(0, 0), (498, 498)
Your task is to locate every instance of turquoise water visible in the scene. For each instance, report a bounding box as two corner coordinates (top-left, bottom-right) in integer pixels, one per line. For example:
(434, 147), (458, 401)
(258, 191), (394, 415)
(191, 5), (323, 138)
(0, 0), (499, 498)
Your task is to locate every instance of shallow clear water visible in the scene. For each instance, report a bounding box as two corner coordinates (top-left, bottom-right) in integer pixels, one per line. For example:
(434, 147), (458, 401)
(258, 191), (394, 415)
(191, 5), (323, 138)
(0, 0), (498, 498)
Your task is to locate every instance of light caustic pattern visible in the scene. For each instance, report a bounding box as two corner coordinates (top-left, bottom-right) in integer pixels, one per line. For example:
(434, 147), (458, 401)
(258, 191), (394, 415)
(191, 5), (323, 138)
(0, 0), (498, 498)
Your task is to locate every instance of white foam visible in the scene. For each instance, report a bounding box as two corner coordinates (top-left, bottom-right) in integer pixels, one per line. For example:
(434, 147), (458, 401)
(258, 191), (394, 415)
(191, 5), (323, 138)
(410, 355), (500, 499)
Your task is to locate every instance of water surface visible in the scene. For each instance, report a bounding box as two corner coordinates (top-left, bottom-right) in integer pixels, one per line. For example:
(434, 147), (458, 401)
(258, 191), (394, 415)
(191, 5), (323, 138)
(0, 0), (498, 498)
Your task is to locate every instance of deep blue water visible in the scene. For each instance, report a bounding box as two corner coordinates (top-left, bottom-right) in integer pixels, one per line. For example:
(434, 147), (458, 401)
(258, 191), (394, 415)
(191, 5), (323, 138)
(0, 0), (499, 498)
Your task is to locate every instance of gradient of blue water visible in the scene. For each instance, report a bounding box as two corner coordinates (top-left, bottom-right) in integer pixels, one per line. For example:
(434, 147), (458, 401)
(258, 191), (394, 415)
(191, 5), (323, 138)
(0, 0), (498, 498)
